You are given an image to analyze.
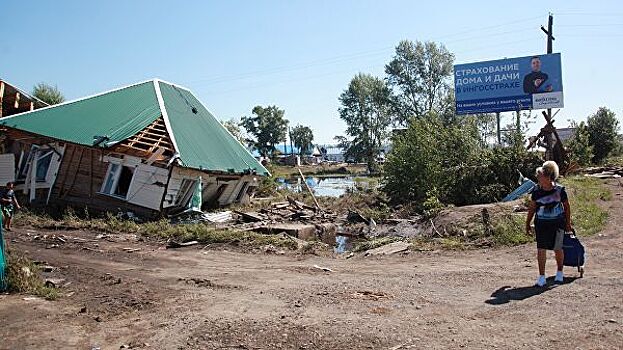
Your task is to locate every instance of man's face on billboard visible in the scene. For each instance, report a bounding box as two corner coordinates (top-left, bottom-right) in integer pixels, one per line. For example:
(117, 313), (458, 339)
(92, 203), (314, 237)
(531, 57), (541, 72)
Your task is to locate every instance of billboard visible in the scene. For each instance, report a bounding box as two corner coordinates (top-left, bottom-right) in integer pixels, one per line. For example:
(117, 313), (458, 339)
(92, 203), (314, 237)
(454, 53), (563, 114)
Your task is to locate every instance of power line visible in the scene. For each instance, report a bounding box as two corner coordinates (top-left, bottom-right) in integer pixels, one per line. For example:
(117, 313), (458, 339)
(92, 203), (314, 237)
(558, 23), (623, 27)
(185, 16), (544, 87)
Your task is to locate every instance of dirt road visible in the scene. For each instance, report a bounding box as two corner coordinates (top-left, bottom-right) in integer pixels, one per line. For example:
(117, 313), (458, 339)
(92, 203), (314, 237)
(1, 181), (622, 349)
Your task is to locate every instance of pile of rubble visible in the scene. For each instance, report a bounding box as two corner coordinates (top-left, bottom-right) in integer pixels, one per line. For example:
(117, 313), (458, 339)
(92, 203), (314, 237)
(583, 166), (623, 179)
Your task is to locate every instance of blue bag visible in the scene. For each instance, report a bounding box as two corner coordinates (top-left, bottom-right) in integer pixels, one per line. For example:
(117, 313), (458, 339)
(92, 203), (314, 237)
(562, 231), (586, 267)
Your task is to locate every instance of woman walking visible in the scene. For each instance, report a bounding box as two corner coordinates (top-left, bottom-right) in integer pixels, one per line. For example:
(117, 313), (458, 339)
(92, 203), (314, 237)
(526, 161), (572, 287)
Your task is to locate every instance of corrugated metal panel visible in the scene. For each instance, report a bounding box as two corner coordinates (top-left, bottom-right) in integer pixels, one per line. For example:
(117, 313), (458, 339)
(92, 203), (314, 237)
(0, 81), (161, 147)
(158, 82), (269, 176)
(1, 79), (269, 178)
(0, 154), (15, 184)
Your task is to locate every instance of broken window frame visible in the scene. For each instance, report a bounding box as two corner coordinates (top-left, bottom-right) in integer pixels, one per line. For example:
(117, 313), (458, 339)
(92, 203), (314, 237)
(100, 161), (135, 200)
(16, 145), (55, 184)
(235, 181), (250, 202)
(175, 178), (198, 207)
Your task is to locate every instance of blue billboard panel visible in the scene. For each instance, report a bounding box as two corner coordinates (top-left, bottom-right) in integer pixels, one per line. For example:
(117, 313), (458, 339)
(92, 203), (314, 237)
(454, 53), (563, 114)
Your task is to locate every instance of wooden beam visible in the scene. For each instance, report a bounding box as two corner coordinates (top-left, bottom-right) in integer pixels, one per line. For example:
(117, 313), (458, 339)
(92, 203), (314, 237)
(89, 148), (94, 200)
(0, 82), (4, 118)
(61, 147), (85, 199)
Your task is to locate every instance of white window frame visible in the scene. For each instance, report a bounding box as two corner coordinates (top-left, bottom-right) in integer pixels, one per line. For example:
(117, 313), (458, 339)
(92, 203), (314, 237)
(99, 161), (135, 200)
(16, 145), (56, 183)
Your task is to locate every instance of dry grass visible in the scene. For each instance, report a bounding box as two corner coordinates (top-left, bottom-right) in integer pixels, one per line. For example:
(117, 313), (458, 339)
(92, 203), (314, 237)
(15, 209), (298, 250)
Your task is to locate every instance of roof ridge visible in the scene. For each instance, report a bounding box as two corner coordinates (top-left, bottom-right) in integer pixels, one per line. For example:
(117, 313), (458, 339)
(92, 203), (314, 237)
(0, 79), (158, 122)
(153, 80), (180, 157)
(154, 79), (192, 92)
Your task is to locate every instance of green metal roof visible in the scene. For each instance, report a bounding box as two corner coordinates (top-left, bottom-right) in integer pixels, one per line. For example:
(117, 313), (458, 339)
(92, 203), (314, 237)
(1, 79), (269, 176)
(158, 81), (268, 176)
(1, 81), (160, 146)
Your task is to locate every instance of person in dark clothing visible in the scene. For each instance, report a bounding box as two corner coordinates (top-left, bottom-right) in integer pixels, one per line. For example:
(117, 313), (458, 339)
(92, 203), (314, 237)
(526, 161), (572, 287)
(523, 56), (552, 94)
(0, 182), (20, 231)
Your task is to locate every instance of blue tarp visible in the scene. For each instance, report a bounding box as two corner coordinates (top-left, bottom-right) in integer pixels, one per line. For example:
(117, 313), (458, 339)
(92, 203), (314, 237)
(502, 178), (536, 202)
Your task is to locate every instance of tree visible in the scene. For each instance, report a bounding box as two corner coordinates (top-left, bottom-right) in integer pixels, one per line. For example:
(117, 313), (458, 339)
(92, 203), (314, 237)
(385, 40), (454, 126)
(338, 73), (392, 172)
(241, 105), (289, 157)
(586, 107), (620, 163)
(290, 125), (314, 155)
(567, 121), (594, 166)
(32, 82), (65, 105)
(383, 114), (541, 207)
(221, 119), (245, 145)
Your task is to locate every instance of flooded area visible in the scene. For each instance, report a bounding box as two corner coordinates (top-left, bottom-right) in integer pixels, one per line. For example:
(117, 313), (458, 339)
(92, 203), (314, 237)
(276, 175), (379, 197)
(277, 176), (358, 197)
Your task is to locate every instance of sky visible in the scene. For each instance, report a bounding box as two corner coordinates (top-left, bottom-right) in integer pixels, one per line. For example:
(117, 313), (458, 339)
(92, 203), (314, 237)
(2, 0), (623, 144)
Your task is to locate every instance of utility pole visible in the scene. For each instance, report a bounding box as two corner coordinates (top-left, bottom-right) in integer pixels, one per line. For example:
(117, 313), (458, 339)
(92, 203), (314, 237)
(540, 13), (555, 160)
(496, 112), (501, 144)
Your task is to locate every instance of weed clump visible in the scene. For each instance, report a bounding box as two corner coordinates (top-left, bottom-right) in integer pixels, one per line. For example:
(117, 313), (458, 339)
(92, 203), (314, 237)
(5, 252), (58, 300)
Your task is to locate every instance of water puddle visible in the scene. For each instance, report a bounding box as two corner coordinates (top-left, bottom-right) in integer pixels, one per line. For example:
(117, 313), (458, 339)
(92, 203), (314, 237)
(334, 235), (355, 254)
(277, 176), (358, 197)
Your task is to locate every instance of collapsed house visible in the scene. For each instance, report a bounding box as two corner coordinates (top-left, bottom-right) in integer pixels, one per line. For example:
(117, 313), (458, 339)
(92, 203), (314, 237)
(0, 78), (48, 118)
(0, 79), (269, 217)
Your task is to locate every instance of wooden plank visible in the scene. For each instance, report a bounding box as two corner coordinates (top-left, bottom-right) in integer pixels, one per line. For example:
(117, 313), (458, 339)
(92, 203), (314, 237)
(61, 147), (85, 199)
(89, 148), (94, 199)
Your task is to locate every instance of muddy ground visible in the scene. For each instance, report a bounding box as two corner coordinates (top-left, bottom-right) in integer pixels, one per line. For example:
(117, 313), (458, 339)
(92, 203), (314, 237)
(1, 180), (622, 350)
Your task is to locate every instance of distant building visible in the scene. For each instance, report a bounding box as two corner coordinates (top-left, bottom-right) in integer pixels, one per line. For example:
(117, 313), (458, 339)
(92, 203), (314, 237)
(555, 128), (576, 143)
(322, 146), (345, 162)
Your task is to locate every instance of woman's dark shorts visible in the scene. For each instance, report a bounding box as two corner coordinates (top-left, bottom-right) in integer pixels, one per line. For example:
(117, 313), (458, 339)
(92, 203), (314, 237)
(535, 218), (565, 250)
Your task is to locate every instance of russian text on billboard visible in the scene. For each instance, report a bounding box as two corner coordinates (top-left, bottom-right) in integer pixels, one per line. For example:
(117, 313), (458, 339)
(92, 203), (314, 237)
(453, 53), (563, 114)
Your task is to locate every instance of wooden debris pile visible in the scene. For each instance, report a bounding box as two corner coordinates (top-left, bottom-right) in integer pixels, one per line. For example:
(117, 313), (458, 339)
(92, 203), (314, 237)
(234, 197), (339, 226)
(583, 166), (623, 179)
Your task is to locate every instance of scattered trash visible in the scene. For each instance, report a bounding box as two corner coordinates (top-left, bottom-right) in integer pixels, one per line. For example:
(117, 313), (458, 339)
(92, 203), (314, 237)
(44, 278), (67, 288)
(584, 166), (623, 179)
(201, 210), (233, 223)
(364, 241), (412, 257)
(313, 264), (333, 272)
(351, 290), (390, 300)
(166, 240), (199, 249)
(122, 248), (141, 253)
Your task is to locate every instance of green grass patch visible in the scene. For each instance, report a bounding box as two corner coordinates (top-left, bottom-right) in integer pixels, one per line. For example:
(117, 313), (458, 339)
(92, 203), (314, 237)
(561, 176), (610, 236)
(6, 252), (58, 300)
(439, 237), (466, 250)
(491, 214), (532, 246)
(352, 236), (402, 252)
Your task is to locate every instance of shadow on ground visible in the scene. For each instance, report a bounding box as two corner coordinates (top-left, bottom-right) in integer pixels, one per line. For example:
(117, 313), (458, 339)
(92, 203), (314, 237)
(485, 277), (579, 305)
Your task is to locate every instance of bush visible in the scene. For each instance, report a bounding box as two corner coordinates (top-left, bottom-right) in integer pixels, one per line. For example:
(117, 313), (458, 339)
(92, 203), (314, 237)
(383, 115), (542, 209)
(567, 121), (594, 166)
